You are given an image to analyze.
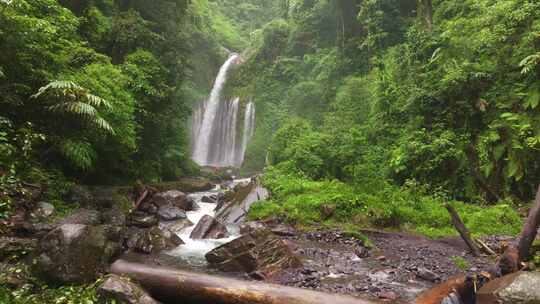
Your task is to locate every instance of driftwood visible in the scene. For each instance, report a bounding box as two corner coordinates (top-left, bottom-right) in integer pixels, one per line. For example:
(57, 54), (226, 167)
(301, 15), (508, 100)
(473, 237), (496, 256)
(134, 189), (149, 209)
(445, 204), (481, 257)
(110, 260), (374, 304)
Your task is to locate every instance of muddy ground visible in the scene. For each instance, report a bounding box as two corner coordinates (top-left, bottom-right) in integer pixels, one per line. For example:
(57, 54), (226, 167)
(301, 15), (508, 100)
(270, 228), (511, 303)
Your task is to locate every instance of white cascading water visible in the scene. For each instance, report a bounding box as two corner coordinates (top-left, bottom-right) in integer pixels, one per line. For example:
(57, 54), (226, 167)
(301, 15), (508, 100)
(237, 102), (255, 165)
(192, 54), (240, 166)
(191, 54), (256, 167)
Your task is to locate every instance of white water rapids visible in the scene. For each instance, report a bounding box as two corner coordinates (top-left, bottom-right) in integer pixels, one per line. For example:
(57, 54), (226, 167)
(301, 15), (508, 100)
(191, 54), (255, 167)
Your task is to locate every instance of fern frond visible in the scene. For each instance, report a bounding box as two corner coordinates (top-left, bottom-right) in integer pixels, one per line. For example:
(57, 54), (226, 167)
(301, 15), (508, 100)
(48, 102), (98, 117)
(59, 139), (96, 171)
(86, 93), (111, 108)
(93, 116), (115, 134)
(32, 80), (83, 99)
(520, 52), (540, 75)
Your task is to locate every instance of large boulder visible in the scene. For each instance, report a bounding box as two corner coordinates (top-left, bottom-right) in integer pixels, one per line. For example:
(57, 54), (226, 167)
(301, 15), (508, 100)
(125, 227), (183, 254)
(157, 205), (186, 221)
(205, 229), (302, 278)
(216, 179), (269, 224)
(36, 224), (121, 284)
(190, 215), (229, 239)
(98, 274), (160, 304)
(153, 191), (196, 211)
(477, 271), (540, 304)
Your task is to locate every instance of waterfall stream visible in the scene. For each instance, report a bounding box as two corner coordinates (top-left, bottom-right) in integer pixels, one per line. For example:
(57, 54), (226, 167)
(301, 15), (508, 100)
(191, 54), (255, 167)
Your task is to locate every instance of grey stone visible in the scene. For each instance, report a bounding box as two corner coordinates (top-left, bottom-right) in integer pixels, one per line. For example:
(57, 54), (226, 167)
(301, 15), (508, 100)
(127, 212), (158, 228)
(157, 205), (186, 221)
(153, 191), (196, 211)
(98, 274), (160, 304)
(31, 202), (55, 219)
(36, 224), (121, 284)
(56, 209), (101, 226)
(190, 215), (229, 239)
(477, 271), (540, 304)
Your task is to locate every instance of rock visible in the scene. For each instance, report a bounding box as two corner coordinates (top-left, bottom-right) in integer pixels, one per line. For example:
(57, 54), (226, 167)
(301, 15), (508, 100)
(65, 185), (93, 205)
(31, 202), (55, 219)
(13, 222), (54, 238)
(216, 180), (269, 224)
(127, 212), (158, 228)
(205, 229), (302, 277)
(190, 215), (230, 239)
(157, 205), (186, 221)
(239, 221), (267, 234)
(98, 274), (160, 304)
(477, 271), (540, 304)
(102, 206), (127, 227)
(159, 218), (194, 234)
(0, 237), (37, 260)
(56, 208), (101, 226)
(138, 201), (158, 214)
(320, 204), (336, 220)
(416, 267), (440, 283)
(153, 191), (196, 211)
(378, 291), (399, 301)
(36, 224), (121, 283)
(271, 224), (296, 237)
(126, 227), (183, 254)
(202, 195), (217, 204)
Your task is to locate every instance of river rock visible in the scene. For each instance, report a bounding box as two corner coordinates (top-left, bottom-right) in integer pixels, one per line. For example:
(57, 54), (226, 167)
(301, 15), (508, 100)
(477, 271), (540, 304)
(65, 185), (93, 205)
(127, 212), (158, 228)
(98, 274), (160, 304)
(205, 229), (302, 278)
(56, 208), (101, 226)
(126, 227), (183, 254)
(153, 190), (196, 211)
(102, 206), (127, 227)
(31, 202), (55, 219)
(138, 201), (158, 214)
(36, 224), (121, 283)
(216, 179), (269, 224)
(201, 195), (217, 204)
(159, 218), (194, 234)
(190, 215), (229, 239)
(157, 205), (186, 221)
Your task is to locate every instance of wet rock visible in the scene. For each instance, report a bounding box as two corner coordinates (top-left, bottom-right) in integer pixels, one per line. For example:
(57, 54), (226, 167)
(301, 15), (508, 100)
(127, 227), (183, 254)
(159, 218), (194, 234)
(216, 179), (269, 224)
(153, 190), (196, 211)
(138, 201), (158, 214)
(36, 224), (121, 283)
(354, 246), (370, 258)
(190, 215), (230, 239)
(0, 237), (37, 260)
(31, 202), (55, 219)
(416, 267), (440, 283)
(98, 274), (160, 304)
(157, 205), (186, 221)
(56, 208), (101, 226)
(127, 212), (158, 228)
(477, 271), (540, 304)
(201, 195), (217, 204)
(206, 229), (302, 277)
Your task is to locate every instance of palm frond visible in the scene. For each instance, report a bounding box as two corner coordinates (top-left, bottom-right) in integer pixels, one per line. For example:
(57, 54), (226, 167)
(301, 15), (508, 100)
(59, 139), (96, 171)
(86, 93), (112, 109)
(32, 80), (83, 99)
(93, 116), (115, 134)
(48, 101), (98, 117)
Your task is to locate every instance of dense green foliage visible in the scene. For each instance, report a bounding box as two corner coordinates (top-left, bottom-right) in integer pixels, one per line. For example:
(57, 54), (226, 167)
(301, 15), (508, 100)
(230, 0), (540, 205)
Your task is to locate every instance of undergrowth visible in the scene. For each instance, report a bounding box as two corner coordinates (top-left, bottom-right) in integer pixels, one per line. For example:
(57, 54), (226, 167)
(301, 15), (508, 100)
(249, 165), (523, 239)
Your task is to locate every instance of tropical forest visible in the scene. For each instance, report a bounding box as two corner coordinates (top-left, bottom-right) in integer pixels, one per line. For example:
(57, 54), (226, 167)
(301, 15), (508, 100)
(1, 0), (540, 303)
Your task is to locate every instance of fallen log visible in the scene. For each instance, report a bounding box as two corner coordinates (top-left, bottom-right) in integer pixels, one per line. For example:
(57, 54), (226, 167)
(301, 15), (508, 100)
(110, 260), (374, 304)
(445, 204), (481, 257)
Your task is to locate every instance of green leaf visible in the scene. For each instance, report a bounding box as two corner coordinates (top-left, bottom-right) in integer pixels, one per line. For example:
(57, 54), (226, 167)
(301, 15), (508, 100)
(525, 88), (540, 109)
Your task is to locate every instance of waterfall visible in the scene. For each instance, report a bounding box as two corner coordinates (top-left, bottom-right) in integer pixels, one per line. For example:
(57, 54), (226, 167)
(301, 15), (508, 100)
(191, 54), (255, 167)
(237, 102), (255, 165)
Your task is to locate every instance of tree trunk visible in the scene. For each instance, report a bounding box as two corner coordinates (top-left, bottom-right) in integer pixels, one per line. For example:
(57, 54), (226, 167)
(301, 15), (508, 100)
(445, 204), (481, 257)
(111, 260), (375, 304)
(517, 185), (540, 261)
(417, 0), (433, 32)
